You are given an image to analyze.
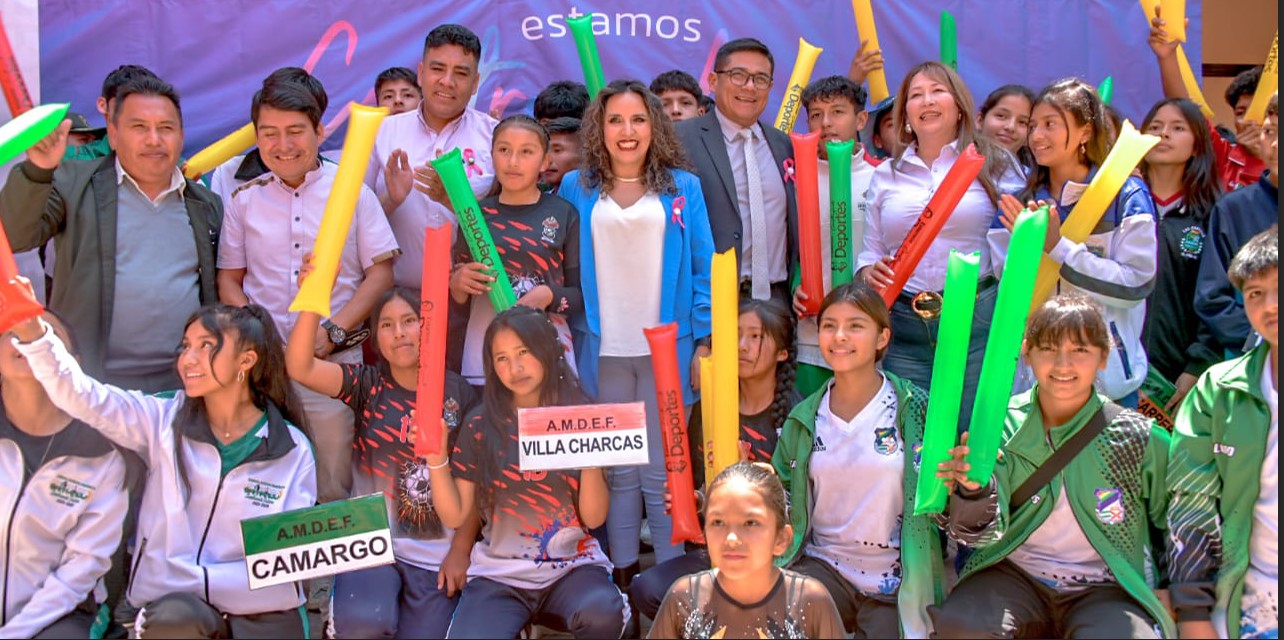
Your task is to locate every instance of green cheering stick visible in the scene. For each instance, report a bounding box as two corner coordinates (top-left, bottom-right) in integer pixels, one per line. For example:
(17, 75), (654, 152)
(826, 140), (855, 288)
(965, 207), (1048, 487)
(431, 148), (517, 312)
(0, 102), (70, 166)
(1098, 76), (1115, 106)
(940, 11), (958, 71)
(913, 250), (980, 516)
(567, 15), (606, 98)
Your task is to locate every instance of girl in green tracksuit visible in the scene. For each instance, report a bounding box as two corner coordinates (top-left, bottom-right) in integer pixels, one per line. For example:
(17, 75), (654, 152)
(934, 294), (1175, 639)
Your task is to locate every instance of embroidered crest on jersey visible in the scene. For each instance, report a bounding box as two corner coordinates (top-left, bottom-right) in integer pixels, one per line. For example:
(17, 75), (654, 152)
(873, 427), (899, 455)
(1094, 487), (1125, 525)
(49, 475), (95, 508)
(243, 478), (284, 508)
(541, 216), (560, 243)
(812, 435), (827, 452)
(1179, 225), (1206, 260)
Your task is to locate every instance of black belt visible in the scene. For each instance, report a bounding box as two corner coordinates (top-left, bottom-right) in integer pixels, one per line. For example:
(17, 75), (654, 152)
(895, 275), (997, 320)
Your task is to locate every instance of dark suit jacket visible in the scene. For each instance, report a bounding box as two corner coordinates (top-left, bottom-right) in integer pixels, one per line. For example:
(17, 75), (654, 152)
(676, 111), (798, 280)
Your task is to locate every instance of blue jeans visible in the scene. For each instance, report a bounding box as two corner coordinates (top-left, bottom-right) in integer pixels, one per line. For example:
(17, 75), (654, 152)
(331, 561), (458, 638)
(597, 355), (684, 566)
(446, 565), (627, 639)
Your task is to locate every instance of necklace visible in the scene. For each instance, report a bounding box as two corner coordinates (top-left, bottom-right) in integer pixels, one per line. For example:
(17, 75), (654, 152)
(615, 175), (643, 183)
(22, 430), (59, 480)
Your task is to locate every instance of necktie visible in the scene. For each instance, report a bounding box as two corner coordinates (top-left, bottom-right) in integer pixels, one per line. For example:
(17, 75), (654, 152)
(742, 128), (770, 300)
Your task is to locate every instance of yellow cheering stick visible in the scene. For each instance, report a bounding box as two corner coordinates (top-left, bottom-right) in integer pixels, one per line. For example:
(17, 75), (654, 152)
(183, 122), (256, 179)
(708, 249), (741, 481)
(851, 0), (890, 104)
(1029, 121), (1160, 309)
(1245, 32), (1278, 124)
(774, 38), (823, 133)
(1140, 0), (1214, 118)
(290, 104), (389, 316)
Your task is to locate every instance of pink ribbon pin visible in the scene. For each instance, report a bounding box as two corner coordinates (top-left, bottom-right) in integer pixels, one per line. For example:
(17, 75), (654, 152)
(782, 158), (796, 183)
(671, 196), (686, 228)
(462, 148), (484, 178)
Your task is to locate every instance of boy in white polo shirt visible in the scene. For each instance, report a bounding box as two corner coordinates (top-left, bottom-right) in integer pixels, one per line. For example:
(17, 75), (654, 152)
(216, 70), (399, 505)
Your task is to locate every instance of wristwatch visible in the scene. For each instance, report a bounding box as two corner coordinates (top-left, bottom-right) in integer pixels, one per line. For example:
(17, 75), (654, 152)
(322, 319), (349, 346)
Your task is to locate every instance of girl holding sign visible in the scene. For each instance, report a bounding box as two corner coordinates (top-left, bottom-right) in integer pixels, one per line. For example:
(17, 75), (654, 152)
(649, 462), (845, 639)
(991, 78), (1159, 405)
(858, 61), (1022, 426)
(0, 311), (130, 638)
(931, 294), (1173, 639)
(771, 282), (940, 639)
(286, 288), (480, 639)
(631, 298), (799, 621)
(557, 79), (714, 582)
(1139, 98), (1224, 413)
(424, 307), (625, 639)
(6, 300), (317, 638)
(451, 115), (583, 390)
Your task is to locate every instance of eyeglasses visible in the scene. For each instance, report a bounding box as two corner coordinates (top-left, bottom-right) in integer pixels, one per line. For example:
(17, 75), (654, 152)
(715, 69), (773, 91)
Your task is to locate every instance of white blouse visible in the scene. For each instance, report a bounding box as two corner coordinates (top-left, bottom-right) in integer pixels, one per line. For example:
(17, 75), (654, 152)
(857, 140), (1024, 294)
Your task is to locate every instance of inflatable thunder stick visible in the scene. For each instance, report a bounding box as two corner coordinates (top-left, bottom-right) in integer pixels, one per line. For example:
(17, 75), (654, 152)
(0, 102), (69, 167)
(1160, 0), (1186, 42)
(415, 225), (452, 458)
(827, 139), (855, 289)
(567, 15), (606, 98)
(1245, 32), (1278, 124)
(1142, 0), (1215, 118)
(940, 11), (958, 71)
(699, 355), (717, 490)
(644, 323), (704, 545)
(0, 12), (33, 117)
(1098, 76), (1115, 106)
(0, 220), (43, 333)
(290, 103), (388, 316)
(912, 250), (980, 516)
(183, 123), (256, 179)
(792, 132), (824, 315)
(709, 249), (740, 481)
(880, 143), (986, 307)
(1137, 366), (1177, 429)
(1029, 121), (1159, 309)
(851, 0), (891, 104)
(432, 148), (518, 312)
(964, 208), (1047, 486)
(774, 38), (823, 133)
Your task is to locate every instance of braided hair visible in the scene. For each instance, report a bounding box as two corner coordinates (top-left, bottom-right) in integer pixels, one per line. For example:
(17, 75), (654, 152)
(739, 299), (796, 432)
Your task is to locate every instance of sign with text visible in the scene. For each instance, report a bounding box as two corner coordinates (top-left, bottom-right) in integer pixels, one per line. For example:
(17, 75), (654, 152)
(518, 402), (649, 471)
(241, 494), (393, 590)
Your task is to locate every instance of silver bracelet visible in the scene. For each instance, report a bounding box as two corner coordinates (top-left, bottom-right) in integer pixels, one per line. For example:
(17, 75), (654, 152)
(426, 458), (451, 470)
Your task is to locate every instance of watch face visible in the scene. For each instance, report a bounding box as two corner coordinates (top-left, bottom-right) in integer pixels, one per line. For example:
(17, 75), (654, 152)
(328, 325), (346, 344)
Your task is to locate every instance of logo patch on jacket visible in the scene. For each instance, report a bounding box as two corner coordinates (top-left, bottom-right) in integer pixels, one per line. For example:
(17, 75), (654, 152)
(244, 478), (285, 508)
(1213, 442), (1237, 457)
(49, 475), (94, 507)
(1094, 487), (1125, 525)
(1085, 239), (1107, 259)
(873, 427), (899, 455)
(1179, 226), (1206, 260)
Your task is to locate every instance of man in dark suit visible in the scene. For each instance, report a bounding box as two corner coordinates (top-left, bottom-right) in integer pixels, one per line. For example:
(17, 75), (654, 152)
(677, 37), (798, 310)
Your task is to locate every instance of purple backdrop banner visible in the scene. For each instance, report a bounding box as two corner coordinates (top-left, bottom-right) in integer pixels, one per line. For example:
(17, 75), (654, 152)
(38, 0), (1202, 152)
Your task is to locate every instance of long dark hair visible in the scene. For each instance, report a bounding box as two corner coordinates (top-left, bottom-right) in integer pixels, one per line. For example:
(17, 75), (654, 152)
(1021, 78), (1113, 201)
(172, 304), (308, 500)
(739, 299), (796, 431)
(1139, 98), (1222, 222)
(817, 281), (893, 363)
(978, 83), (1037, 173)
(476, 306), (587, 508)
(891, 61), (1014, 205)
(579, 78), (690, 196)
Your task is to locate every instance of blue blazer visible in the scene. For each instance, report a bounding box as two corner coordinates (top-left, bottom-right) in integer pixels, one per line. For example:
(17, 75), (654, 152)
(557, 169), (714, 405)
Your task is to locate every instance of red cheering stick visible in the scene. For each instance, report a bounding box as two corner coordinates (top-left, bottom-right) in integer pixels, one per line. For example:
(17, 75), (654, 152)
(791, 131), (824, 316)
(879, 143), (986, 307)
(0, 221), (43, 334)
(415, 225), (451, 458)
(0, 12), (33, 116)
(643, 323), (704, 545)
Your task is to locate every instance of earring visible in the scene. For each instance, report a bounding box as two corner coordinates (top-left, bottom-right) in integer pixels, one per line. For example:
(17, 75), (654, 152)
(904, 122), (912, 134)
(237, 369), (246, 384)
(1079, 141), (1087, 157)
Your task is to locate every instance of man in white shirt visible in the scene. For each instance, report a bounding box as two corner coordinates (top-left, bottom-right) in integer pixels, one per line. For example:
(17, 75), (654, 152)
(217, 71), (399, 504)
(365, 23), (497, 291)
